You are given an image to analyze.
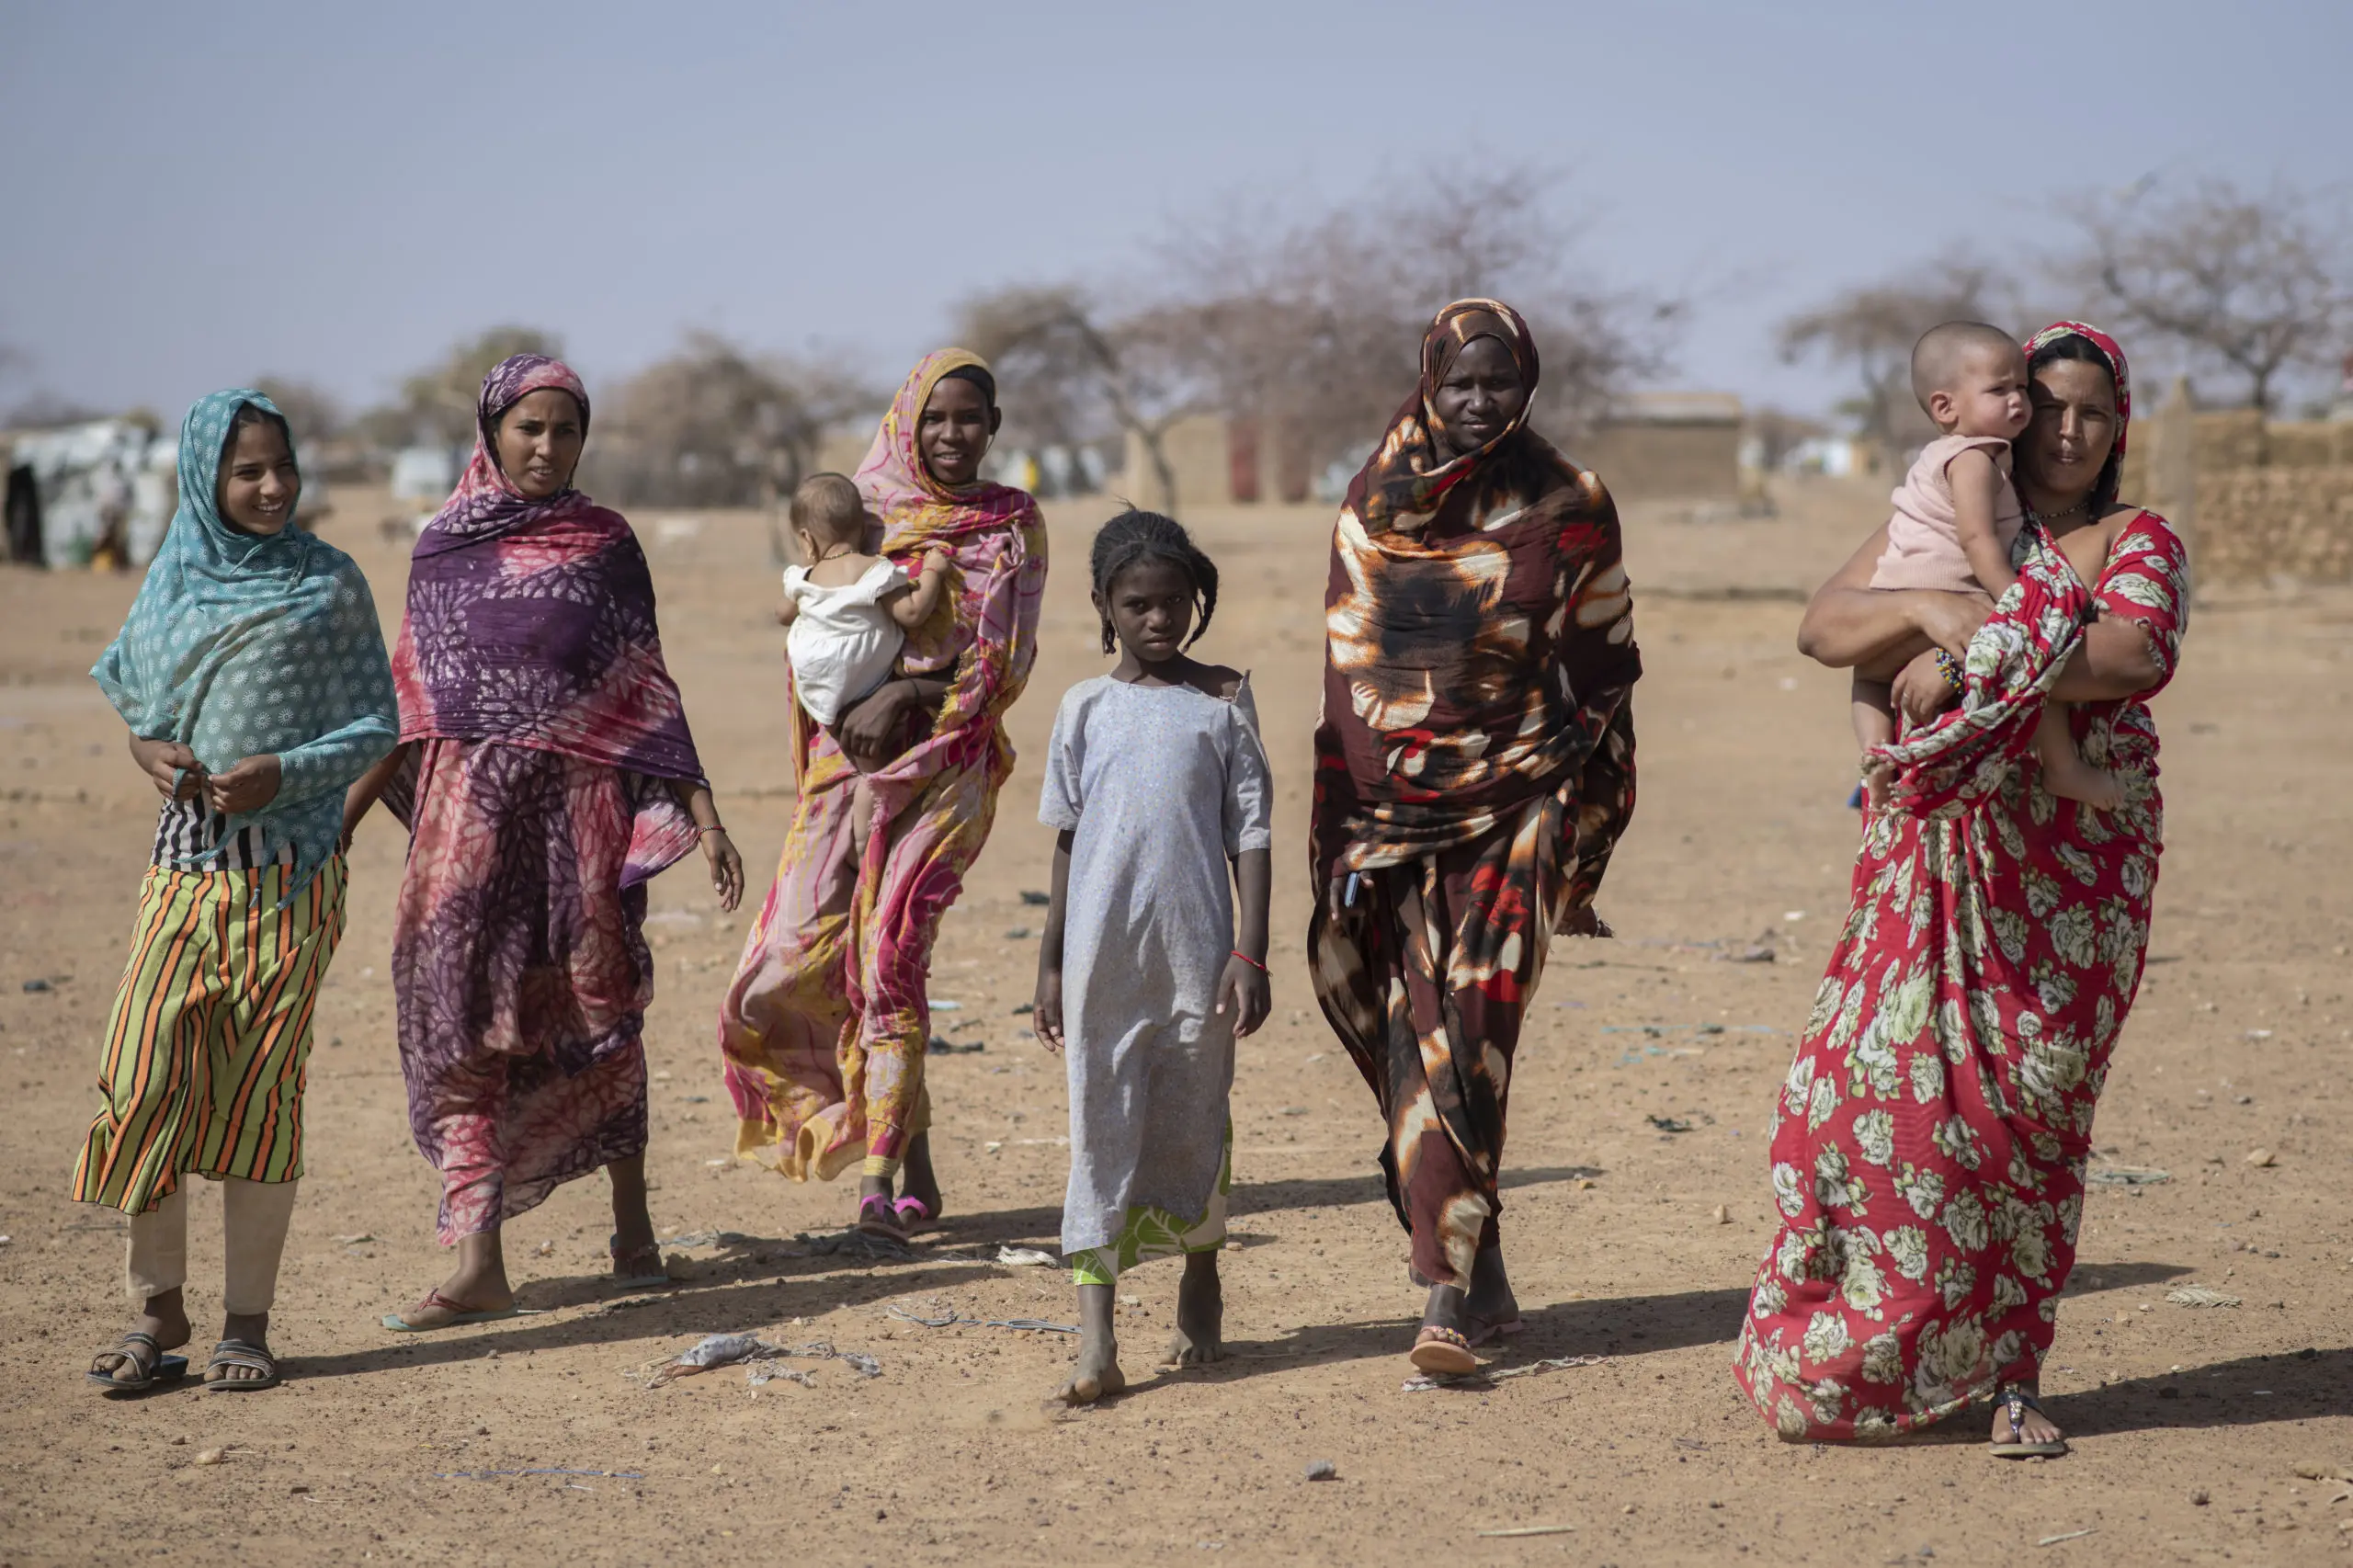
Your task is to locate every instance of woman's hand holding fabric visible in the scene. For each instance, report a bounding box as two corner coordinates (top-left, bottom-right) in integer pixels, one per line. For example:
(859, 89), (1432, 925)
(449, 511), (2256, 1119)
(130, 733), (202, 801)
(1891, 648), (1960, 727)
(205, 754), (281, 814)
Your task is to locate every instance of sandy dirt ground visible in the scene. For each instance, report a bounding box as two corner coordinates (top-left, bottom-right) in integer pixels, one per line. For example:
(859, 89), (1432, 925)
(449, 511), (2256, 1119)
(2, 477), (2348, 1566)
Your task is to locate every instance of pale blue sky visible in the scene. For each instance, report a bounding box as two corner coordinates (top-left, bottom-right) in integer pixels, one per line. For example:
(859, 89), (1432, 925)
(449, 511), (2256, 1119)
(3, 0), (2345, 424)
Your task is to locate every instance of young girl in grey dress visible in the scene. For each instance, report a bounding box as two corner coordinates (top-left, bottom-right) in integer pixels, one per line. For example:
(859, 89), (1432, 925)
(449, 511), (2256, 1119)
(1034, 511), (1273, 1405)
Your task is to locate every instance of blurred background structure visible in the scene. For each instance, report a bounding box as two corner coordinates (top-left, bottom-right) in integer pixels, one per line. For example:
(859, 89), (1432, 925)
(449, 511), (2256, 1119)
(3, 2), (2347, 574)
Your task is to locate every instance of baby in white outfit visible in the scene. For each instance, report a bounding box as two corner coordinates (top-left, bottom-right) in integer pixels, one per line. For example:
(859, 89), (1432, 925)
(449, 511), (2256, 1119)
(777, 472), (950, 849)
(1855, 322), (2120, 810)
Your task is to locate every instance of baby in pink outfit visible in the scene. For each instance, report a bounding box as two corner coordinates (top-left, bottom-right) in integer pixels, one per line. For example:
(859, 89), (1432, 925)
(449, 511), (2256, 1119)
(1856, 321), (2121, 810)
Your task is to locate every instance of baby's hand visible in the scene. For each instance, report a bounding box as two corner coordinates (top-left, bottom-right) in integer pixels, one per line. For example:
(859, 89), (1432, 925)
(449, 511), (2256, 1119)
(920, 546), (950, 577)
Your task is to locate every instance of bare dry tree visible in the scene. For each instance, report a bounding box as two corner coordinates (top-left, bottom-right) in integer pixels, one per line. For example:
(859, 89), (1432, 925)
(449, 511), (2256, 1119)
(591, 333), (874, 507)
(251, 377), (346, 447)
(952, 164), (1670, 515)
(953, 283), (1199, 512)
(1776, 255), (2011, 449)
(2063, 174), (2347, 412)
(360, 325), (566, 448)
(1155, 164), (1676, 483)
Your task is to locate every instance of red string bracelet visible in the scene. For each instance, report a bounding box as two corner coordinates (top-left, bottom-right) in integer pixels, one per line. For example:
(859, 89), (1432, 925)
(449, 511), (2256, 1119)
(1230, 949), (1267, 973)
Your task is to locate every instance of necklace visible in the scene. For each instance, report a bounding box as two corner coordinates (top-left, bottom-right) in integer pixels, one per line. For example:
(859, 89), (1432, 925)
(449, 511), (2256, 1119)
(2027, 497), (2091, 527)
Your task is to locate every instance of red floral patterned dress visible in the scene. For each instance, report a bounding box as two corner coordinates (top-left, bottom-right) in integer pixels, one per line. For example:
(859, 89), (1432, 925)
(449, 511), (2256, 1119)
(1734, 509), (2188, 1439)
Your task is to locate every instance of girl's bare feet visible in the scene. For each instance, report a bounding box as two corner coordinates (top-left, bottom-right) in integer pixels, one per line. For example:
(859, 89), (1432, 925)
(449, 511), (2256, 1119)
(1164, 1251), (1224, 1366)
(1055, 1282), (1126, 1404)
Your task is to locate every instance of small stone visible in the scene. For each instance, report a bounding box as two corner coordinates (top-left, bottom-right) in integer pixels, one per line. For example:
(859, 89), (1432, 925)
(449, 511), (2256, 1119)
(171, 1436), (188, 1446)
(474, 1425), (490, 1436)
(2245, 1149), (2277, 1167)
(1304, 1460), (1336, 1482)
(1575, 1178), (1597, 1190)
(194, 1448), (227, 1466)
(2189, 1488), (2210, 1506)
(290, 1484), (312, 1494)
(22, 978), (51, 993)
(1711, 1205), (1732, 1225)
(1621, 1504), (1636, 1515)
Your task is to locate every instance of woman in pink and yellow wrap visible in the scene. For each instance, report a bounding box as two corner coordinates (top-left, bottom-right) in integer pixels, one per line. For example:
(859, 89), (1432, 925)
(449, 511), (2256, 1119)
(719, 350), (1047, 1237)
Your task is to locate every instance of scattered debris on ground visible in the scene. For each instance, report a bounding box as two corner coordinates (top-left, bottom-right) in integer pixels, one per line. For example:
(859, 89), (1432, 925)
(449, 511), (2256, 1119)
(2165, 1286), (2244, 1309)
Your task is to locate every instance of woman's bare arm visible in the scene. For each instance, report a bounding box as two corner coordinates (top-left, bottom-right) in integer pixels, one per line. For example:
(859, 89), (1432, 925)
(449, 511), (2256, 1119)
(341, 739), (412, 845)
(2049, 616), (2165, 701)
(1796, 523), (1992, 672)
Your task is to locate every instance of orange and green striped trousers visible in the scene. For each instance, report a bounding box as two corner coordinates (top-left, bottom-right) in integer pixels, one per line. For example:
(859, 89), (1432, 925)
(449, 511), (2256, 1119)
(73, 856), (347, 1215)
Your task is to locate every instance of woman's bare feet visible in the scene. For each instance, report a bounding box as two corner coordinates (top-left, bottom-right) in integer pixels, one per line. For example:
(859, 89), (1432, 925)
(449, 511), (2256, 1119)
(1055, 1283), (1126, 1404)
(898, 1134), (941, 1220)
(1991, 1385), (2067, 1456)
(92, 1289), (192, 1385)
(1420, 1243), (1519, 1344)
(1164, 1252), (1224, 1367)
(607, 1155), (665, 1281)
(396, 1230), (514, 1327)
(1462, 1244), (1522, 1343)
(206, 1310), (274, 1386)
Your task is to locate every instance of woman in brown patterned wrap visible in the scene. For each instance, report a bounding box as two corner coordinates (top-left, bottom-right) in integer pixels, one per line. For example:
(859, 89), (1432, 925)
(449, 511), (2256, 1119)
(1308, 299), (1641, 1374)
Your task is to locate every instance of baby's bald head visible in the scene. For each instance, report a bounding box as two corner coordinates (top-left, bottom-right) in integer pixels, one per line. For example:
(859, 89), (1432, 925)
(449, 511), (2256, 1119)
(1912, 322), (2024, 415)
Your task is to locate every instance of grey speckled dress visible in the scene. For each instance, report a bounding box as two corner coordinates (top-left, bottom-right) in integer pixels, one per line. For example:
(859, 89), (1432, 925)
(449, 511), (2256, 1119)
(1039, 675), (1274, 1280)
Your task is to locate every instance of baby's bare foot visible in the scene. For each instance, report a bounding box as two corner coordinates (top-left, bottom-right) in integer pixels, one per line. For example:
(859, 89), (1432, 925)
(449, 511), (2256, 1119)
(1163, 1254), (1224, 1367)
(2044, 757), (2126, 812)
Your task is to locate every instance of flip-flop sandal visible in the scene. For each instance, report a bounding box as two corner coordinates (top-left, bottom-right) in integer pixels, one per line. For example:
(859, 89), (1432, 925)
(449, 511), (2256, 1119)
(610, 1234), (671, 1290)
(204, 1337), (280, 1392)
(1989, 1388), (2069, 1459)
(892, 1197), (941, 1234)
(380, 1288), (526, 1333)
(86, 1331), (189, 1395)
(1408, 1324), (1481, 1377)
(854, 1195), (910, 1244)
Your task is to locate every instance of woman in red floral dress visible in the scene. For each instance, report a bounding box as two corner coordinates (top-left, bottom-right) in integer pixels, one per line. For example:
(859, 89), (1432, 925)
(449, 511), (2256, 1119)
(1734, 323), (2188, 1457)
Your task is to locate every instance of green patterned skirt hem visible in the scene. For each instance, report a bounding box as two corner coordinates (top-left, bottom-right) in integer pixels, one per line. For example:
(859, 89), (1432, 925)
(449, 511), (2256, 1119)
(1069, 1121), (1231, 1287)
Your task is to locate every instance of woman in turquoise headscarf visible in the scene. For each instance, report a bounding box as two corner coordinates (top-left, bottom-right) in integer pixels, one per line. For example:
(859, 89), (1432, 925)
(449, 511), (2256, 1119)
(75, 390), (397, 1395)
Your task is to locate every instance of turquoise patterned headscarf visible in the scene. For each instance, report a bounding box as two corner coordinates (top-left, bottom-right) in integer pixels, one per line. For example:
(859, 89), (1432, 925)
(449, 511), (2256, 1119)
(92, 389), (398, 898)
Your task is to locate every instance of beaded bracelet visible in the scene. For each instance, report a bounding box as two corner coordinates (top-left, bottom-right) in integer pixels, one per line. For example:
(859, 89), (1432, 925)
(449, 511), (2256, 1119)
(1932, 649), (1965, 695)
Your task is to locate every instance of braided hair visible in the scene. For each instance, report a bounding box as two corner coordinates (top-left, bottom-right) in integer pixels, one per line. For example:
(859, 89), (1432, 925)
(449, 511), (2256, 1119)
(1089, 508), (1218, 655)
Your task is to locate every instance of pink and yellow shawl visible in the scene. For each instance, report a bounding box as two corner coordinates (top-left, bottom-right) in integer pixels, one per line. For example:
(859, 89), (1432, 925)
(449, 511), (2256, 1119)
(718, 349), (1048, 1178)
